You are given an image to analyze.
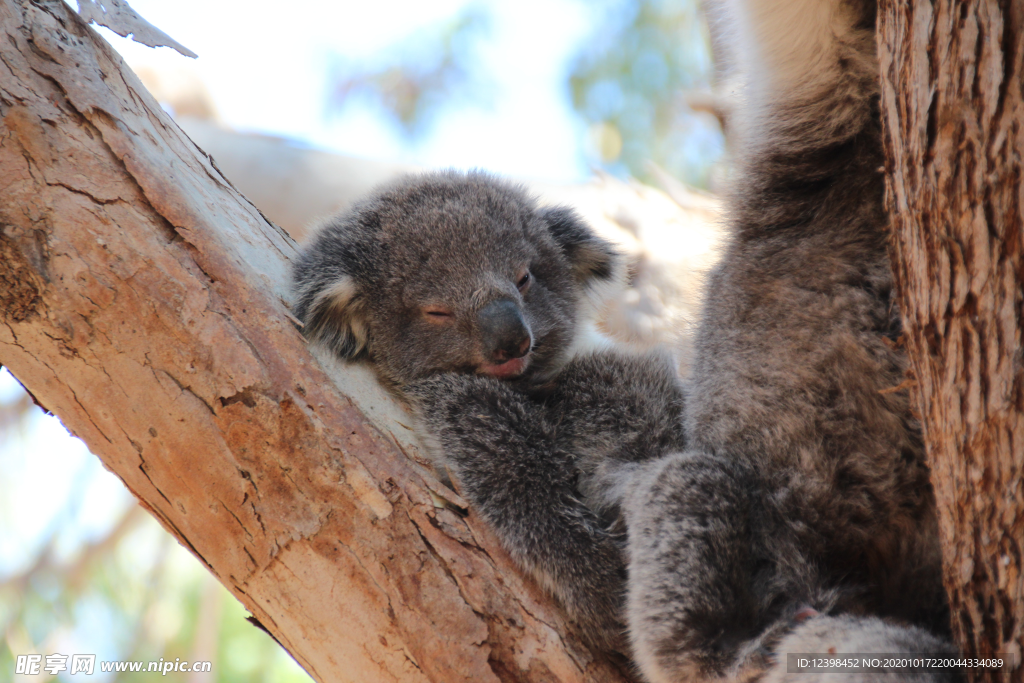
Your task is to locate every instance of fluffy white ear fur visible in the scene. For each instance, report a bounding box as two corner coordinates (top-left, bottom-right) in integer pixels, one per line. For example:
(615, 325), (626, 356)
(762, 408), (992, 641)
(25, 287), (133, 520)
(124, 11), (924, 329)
(709, 0), (871, 145)
(305, 275), (369, 359)
(576, 263), (626, 343)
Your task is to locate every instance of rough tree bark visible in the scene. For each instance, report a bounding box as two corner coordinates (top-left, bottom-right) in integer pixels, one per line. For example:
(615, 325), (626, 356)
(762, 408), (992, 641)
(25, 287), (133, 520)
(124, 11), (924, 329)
(0, 1), (633, 681)
(879, 0), (1023, 679)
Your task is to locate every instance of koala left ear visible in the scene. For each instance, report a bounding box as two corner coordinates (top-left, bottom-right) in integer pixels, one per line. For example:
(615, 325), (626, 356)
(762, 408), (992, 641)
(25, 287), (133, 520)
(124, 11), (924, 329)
(541, 206), (620, 285)
(293, 274), (369, 360)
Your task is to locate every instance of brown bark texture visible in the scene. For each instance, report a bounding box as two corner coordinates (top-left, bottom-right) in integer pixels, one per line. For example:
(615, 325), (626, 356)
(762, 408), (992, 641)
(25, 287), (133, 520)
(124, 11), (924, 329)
(0, 1), (633, 681)
(878, 0), (1024, 679)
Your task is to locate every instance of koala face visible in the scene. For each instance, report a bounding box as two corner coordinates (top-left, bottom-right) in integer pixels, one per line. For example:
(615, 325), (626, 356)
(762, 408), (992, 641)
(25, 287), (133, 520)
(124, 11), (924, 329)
(291, 171), (619, 388)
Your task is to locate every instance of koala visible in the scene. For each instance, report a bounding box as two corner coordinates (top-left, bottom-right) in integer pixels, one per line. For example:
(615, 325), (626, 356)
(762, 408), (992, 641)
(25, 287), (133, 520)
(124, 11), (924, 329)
(291, 170), (620, 389)
(291, 170), (685, 652)
(610, 0), (957, 680)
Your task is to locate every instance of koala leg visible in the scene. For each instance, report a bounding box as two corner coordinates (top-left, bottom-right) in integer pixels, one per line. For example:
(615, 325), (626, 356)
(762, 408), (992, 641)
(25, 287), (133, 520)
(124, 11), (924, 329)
(408, 374), (628, 652)
(621, 450), (783, 683)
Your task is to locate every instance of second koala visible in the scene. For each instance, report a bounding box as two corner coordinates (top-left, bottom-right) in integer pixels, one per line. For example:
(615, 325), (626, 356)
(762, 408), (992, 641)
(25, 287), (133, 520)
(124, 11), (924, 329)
(292, 170), (685, 651)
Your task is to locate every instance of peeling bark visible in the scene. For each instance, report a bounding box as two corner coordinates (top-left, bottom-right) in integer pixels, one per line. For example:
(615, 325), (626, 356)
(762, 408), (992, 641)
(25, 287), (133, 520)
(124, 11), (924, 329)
(0, 1), (633, 681)
(879, 1), (1024, 679)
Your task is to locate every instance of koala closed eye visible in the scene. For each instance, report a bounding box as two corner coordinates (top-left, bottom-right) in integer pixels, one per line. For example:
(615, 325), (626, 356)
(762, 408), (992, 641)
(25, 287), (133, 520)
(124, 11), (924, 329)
(423, 307), (454, 322)
(291, 169), (624, 387)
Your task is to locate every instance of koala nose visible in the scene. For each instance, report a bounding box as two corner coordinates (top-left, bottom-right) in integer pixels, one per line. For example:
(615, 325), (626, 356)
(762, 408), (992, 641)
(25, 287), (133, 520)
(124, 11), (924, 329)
(478, 298), (532, 364)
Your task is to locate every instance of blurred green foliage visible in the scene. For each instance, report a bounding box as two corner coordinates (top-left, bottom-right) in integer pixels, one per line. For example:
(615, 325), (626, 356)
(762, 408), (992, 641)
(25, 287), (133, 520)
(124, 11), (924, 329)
(328, 5), (493, 137)
(569, 0), (722, 186)
(326, 0), (723, 187)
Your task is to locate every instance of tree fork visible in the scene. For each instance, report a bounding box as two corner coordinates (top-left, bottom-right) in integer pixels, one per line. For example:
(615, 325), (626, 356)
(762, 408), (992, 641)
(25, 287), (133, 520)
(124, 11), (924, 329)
(0, 1), (631, 681)
(879, 1), (1023, 679)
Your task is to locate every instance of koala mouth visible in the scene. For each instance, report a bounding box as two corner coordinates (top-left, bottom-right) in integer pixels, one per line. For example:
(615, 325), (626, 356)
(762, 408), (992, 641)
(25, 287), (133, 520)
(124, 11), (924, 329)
(478, 354), (530, 379)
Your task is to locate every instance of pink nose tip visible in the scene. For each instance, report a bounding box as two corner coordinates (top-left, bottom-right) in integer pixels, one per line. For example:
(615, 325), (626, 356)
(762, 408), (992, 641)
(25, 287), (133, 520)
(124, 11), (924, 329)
(492, 337), (531, 364)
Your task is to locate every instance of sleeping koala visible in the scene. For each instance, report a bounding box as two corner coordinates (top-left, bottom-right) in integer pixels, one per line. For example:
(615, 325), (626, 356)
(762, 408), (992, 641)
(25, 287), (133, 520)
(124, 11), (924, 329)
(292, 170), (619, 388)
(291, 170), (686, 651)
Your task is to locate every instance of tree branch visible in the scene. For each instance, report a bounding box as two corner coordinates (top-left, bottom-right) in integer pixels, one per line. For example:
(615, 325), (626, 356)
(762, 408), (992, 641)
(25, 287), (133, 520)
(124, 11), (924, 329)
(879, 0), (1024, 676)
(0, 1), (631, 681)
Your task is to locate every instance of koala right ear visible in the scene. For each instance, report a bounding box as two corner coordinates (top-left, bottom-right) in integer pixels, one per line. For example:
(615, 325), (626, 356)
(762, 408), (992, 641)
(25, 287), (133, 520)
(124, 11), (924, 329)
(541, 206), (620, 285)
(295, 275), (369, 360)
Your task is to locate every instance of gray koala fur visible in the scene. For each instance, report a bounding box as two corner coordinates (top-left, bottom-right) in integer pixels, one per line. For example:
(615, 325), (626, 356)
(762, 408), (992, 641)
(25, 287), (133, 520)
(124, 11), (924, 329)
(291, 169), (674, 651)
(613, 0), (956, 680)
(409, 349), (688, 653)
(291, 170), (619, 390)
(293, 0), (960, 677)
(762, 615), (960, 683)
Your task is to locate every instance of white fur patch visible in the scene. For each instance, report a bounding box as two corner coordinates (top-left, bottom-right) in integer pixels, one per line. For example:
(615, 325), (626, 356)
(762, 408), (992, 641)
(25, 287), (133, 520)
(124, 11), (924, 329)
(710, 0), (866, 146)
(313, 275), (358, 313)
(311, 275), (368, 355)
(568, 320), (615, 357)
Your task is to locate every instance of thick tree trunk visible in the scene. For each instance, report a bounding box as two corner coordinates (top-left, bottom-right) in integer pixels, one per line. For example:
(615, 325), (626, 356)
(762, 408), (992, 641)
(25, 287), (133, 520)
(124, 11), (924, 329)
(0, 1), (632, 681)
(878, 1), (1023, 679)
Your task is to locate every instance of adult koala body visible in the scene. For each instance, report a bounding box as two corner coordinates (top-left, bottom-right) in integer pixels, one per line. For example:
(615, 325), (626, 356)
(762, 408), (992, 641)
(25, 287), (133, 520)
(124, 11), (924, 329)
(615, 0), (957, 680)
(292, 170), (685, 651)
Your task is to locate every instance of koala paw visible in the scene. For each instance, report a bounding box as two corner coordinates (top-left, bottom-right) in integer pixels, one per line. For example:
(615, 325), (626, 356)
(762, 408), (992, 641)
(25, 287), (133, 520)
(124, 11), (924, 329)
(405, 373), (525, 453)
(405, 373), (511, 426)
(407, 372), (561, 477)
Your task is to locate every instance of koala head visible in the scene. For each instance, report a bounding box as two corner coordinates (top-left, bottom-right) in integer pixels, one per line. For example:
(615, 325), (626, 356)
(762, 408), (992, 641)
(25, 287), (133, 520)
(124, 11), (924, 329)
(291, 170), (620, 388)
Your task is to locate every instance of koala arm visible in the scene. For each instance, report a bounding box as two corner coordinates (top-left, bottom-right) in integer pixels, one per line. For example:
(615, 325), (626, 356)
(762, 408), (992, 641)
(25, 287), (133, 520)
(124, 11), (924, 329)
(407, 373), (627, 653)
(546, 351), (687, 516)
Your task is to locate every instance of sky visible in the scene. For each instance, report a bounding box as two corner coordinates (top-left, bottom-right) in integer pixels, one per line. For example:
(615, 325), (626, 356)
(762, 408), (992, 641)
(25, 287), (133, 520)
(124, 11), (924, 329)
(98, 0), (600, 182)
